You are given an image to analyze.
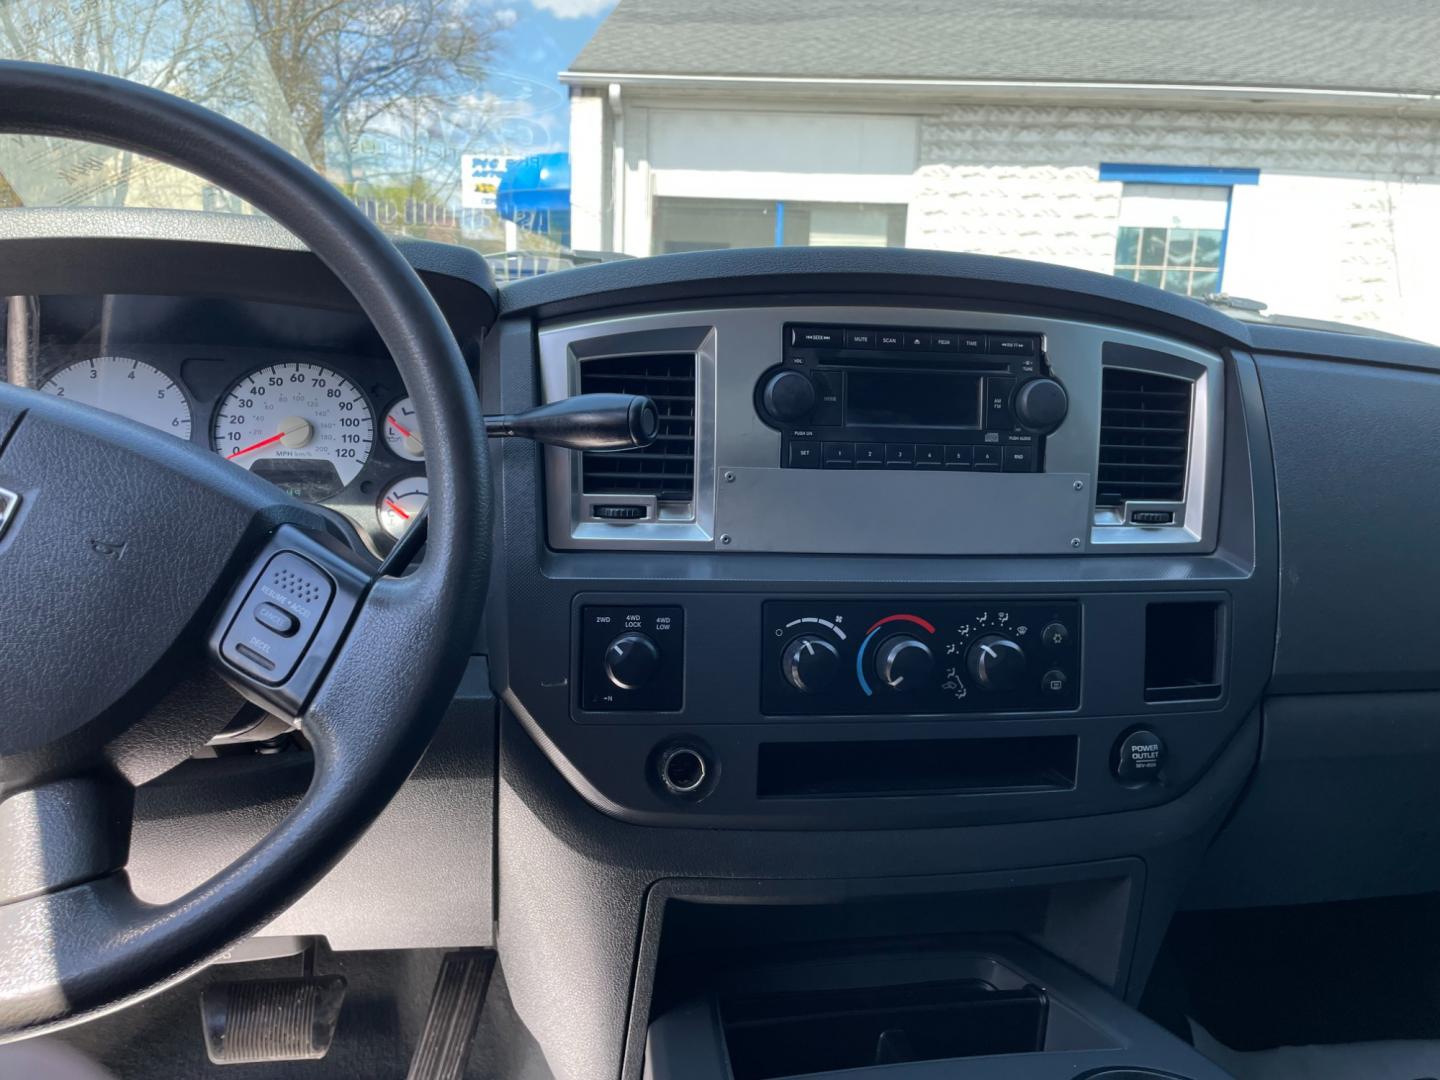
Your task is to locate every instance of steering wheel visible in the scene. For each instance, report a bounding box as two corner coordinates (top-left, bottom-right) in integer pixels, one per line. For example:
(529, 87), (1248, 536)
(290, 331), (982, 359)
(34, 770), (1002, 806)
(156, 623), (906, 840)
(0, 63), (489, 1038)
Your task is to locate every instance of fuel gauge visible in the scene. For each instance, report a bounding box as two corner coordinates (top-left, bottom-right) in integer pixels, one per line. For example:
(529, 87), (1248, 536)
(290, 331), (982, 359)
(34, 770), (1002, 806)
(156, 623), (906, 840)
(378, 475), (428, 539)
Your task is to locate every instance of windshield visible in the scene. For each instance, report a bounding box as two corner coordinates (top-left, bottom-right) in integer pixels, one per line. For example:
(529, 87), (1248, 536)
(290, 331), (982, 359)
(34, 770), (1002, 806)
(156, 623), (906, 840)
(1, 1), (1438, 343)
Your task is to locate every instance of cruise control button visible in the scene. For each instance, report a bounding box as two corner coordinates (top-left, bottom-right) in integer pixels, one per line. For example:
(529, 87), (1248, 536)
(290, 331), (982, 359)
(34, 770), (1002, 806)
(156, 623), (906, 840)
(885, 443), (915, 467)
(254, 602), (299, 637)
(855, 443), (885, 467)
(915, 444), (945, 468)
(787, 441), (821, 468)
(1002, 445), (1036, 472)
(822, 442), (854, 468)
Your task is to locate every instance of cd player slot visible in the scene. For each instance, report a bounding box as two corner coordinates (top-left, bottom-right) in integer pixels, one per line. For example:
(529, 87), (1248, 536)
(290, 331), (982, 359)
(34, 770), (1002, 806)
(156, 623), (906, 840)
(824, 355), (1010, 373)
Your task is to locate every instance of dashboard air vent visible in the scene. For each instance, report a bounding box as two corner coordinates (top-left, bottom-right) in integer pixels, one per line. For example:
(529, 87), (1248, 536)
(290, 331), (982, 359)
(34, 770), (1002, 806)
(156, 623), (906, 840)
(580, 353), (696, 502)
(1096, 368), (1192, 507)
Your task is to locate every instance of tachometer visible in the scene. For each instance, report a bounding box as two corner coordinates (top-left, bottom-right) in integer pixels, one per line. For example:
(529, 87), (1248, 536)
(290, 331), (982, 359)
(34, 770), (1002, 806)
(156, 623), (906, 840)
(213, 362), (374, 501)
(40, 356), (192, 437)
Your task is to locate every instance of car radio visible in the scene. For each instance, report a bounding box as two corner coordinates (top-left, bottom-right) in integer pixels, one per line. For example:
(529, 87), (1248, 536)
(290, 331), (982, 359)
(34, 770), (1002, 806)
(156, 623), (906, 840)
(758, 324), (1069, 472)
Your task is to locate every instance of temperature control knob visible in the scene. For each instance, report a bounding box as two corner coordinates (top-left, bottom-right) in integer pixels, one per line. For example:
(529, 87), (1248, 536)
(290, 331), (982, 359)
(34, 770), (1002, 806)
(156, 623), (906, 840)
(874, 635), (934, 691)
(1014, 377), (1069, 433)
(604, 632), (660, 690)
(781, 635), (841, 693)
(966, 634), (1027, 692)
(762, 370), (816, 423)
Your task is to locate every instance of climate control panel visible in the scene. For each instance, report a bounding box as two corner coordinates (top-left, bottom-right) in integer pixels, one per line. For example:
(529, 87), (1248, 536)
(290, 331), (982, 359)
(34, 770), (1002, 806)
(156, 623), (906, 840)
(762, 599), (1080, 716)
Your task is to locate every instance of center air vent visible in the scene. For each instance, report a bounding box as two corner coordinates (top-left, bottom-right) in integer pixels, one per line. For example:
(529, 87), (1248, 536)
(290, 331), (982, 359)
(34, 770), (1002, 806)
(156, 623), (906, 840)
(1097, 368), (1192, 507)
(580, 353), (696, 502)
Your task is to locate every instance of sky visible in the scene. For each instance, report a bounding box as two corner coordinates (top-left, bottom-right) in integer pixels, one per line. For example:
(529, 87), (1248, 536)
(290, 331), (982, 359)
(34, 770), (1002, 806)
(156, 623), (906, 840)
(481, 0), (618, 158)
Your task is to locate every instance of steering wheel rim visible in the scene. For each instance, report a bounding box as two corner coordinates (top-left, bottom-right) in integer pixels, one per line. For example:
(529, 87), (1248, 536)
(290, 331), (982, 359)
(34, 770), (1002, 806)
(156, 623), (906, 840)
(0, 61), (489, 1037)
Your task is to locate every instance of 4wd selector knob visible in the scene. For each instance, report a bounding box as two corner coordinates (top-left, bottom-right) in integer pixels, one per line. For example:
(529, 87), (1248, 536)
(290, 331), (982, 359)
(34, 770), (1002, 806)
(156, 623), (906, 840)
(604, 632), (660, 690)
(966, 634), (1027, 691)
(762, 370), (816, 422)
(1014, 377), (1069, 433)
(781, 634), (841, 693)
(875, 635), (934, 691)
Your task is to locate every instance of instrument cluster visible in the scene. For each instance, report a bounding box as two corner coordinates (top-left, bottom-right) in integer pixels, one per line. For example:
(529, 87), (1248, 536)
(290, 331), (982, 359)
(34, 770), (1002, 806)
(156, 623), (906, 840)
(32, 346), (428, 552)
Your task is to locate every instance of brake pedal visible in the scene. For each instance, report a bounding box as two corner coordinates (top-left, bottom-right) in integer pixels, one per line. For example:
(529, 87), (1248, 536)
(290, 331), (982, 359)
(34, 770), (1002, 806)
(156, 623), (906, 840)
(200, 975), (347, 1065)
(406, 951), (496, 1080)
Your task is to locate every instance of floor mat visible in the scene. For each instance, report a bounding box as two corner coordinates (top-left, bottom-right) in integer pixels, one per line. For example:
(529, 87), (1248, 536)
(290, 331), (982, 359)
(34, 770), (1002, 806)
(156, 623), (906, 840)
(1194, 1021), (1440, 1080)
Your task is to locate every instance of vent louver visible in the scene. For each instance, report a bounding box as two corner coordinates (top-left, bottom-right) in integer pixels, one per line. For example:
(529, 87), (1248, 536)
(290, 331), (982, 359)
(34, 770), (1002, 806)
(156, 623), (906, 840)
(1096, 368), (1192, 508)
(580, 353), (696, 502)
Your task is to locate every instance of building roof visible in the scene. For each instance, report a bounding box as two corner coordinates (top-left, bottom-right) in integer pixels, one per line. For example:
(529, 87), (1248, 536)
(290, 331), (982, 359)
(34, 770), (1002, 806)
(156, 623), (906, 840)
(565, 0), (1440, 97)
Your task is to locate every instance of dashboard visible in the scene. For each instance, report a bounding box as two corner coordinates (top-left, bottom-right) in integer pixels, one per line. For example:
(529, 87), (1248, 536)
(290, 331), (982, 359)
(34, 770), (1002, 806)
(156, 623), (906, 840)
(5, 291), (434, 552)
(10, 213), (1440, 1080)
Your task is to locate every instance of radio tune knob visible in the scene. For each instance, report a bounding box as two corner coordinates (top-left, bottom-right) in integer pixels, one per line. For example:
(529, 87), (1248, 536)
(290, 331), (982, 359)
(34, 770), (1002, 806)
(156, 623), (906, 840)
(781, 634), (841, 693)
(966, 634), (1027, 692)
(604, 632), (660, 690)
(1014, 377), (1069, 433)
(875, 635), (934, 692)
(762, 370), (816, 423)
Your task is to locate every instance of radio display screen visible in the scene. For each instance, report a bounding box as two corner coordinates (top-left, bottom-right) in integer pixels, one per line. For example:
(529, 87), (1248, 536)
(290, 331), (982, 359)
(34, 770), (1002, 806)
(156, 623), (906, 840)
(845, 370), (983, 429)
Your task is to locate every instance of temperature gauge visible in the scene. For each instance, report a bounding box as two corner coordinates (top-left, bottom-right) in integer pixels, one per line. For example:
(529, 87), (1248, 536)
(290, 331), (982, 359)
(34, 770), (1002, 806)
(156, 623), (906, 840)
(383, 396), (424, 461)
(378, 475), (428, 539)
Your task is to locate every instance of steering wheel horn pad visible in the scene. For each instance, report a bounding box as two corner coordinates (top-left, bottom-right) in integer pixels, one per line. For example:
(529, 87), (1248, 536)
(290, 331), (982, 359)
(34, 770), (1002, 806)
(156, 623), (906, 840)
(0, 60), (489, 1039)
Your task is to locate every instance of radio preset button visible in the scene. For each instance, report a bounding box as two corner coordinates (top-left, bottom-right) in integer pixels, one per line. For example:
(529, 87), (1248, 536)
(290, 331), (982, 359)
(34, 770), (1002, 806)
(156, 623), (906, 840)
(855, 443), (885, 467)
(822, 442), (854, 468)
(787, 441), (821, 468)
(1002, 446), (1036, 472)
(885, 443), (915, 467)
(945, 445), (973, 468)
(974, 446), (1003, 471)
(915, 444), (945, 468)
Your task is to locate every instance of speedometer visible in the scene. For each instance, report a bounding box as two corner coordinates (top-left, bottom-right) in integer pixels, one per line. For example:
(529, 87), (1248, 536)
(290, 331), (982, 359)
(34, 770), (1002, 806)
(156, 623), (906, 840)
(213, 362), (374, 501)
(40, 356), (192, 437)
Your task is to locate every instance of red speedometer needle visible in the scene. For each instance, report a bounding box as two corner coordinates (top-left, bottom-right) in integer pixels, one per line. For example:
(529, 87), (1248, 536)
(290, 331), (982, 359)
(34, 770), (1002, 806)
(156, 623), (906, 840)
(226, 431), (286, 459)
(387, 415), (413, 438)
(384, 498), (411, 520)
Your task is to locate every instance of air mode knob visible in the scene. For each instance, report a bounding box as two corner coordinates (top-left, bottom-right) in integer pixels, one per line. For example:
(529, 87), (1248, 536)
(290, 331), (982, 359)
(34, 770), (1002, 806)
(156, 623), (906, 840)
(781, 634), (841, 693)
(966, 634), (1027, 692)
(762, 370), (816, 423)
(604, 632), (660, 690)
(1014, 377), (1069, 433)
(874, 635), (934, 691)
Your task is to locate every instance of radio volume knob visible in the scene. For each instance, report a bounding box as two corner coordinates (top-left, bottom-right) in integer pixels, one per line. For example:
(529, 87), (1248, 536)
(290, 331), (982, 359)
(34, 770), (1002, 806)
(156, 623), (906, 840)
(762, 370), (816, 423)
(966, 634), (1027, 691)
(781, 634), (841, 693)
(1014, 377), (1069, 433)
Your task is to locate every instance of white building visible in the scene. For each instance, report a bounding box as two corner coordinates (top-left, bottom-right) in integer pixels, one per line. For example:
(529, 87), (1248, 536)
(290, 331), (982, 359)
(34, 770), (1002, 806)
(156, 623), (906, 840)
(562, 0), (1440, 342)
